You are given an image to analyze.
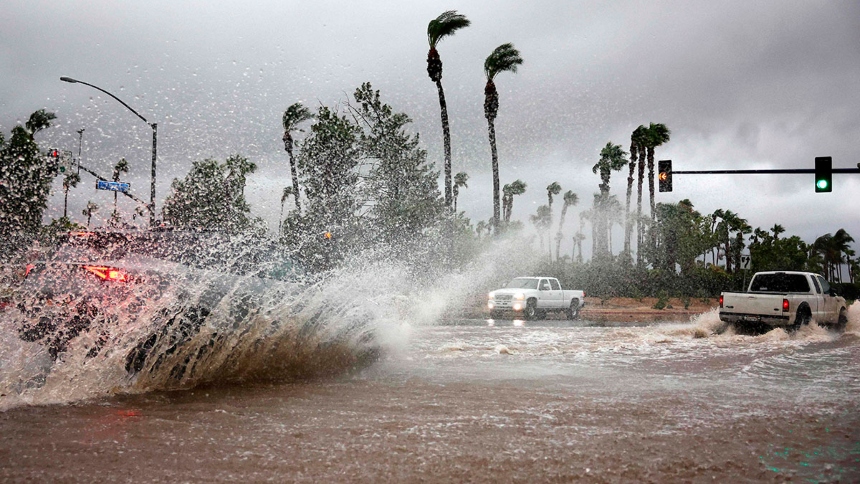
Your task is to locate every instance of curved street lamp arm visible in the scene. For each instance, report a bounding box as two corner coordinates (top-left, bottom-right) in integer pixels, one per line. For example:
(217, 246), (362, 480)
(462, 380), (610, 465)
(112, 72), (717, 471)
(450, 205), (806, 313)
(60, 76), (150, 126)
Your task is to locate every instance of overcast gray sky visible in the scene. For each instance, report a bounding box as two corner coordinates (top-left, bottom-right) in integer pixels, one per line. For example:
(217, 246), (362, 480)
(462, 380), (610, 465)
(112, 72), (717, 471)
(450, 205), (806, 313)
(2, 0), (858, 256)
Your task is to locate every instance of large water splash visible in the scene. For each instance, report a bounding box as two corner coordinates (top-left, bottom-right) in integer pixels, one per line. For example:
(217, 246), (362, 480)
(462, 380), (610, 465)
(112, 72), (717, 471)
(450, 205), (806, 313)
(0, 248), (413, 410)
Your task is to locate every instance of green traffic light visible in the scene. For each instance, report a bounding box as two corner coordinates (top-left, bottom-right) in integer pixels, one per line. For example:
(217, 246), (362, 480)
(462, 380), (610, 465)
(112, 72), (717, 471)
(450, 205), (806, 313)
(816, 179), (829, 190)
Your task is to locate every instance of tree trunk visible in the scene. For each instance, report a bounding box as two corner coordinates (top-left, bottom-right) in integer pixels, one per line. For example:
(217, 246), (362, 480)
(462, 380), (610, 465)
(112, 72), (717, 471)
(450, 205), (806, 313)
(436, 80), (453, 210)
(555, 204), (570, 264)
(286, 134), (302, 214)
(623, 149), (636, 261)
(636, 146), (646, 266)
(647, 146), (657, 256)
(488, 117), (500, 233)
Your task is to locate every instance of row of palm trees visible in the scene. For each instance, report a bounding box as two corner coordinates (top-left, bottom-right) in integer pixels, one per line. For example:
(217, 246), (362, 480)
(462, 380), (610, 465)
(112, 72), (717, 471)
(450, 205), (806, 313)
(425, 10), (523, 233)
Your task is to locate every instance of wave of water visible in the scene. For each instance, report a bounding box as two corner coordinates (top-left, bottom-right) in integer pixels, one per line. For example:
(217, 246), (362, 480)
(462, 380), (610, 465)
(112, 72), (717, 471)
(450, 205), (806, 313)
(0, 259), (412, 410)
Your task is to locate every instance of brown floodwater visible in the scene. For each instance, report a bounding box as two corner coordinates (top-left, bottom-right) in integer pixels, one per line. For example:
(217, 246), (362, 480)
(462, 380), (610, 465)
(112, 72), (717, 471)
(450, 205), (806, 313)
(1, 308), (859, 482)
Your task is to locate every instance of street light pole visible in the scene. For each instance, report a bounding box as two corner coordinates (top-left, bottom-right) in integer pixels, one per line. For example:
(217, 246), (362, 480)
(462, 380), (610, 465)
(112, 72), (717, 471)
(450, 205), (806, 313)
(60, 76), (157, 227)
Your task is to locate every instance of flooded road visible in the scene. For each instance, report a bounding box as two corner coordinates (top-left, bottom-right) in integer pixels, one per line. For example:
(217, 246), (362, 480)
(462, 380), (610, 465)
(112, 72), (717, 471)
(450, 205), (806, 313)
(1, 308), (859, 482)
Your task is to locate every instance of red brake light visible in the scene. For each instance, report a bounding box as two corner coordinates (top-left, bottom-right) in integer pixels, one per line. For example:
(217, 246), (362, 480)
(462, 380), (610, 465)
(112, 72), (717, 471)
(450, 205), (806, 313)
(83, 265), (129, 282)
(719, 295), (724, 308)
(782, 298), (790, 312)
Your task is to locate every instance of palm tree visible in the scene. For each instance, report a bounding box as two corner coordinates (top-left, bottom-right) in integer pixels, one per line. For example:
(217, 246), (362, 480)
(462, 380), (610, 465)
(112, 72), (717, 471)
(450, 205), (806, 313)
(574, 215), (586, 263)
(82, 201), (99, 229)
(279, 186), (294, 232)
(62, 172), (81, 219)
(771, 224), (785, 240)
(530, 205), (552, 257)
(25, 109), (57, 139)
(452, 171), (469, 213)
(832, 229), (855, 282)
(554, 190), (579, 263)
(111, 158), (129, 224)
(626, 126), (648, 263)
(282, 102), (314, 213)
(427, 10), (471, 210)
(483, 43), (523, 233)
(633, 125), (649, 266)
(475, 220), (487, 239)
(645, 123), (671, 222)
(591, 142), (628, 258)
(502, 179), (527, 223)
(545, 182), (561, 259)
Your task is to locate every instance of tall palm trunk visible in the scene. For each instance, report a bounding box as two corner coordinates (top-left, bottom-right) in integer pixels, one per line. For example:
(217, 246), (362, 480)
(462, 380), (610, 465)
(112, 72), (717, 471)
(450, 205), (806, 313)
(647, 146), (656, 221)
(555, 204), (570, 264)
(435, 79), (453, 209)
(284, 132), (301, 213)
(623, 144), (636, 260)
(488, 116), (500, 231)
(635, 146), (646, 265)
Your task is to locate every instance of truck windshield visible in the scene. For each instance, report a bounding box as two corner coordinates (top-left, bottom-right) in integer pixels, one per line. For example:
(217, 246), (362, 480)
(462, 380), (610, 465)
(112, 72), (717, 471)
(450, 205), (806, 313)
(749, 273), (810, 293)
(505, 278), (539, 289)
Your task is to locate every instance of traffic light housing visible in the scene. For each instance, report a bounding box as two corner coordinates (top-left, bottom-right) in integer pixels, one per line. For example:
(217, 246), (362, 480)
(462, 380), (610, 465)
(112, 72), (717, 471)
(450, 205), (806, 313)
(658, 160), (672, 192)
(47, 148), (61, 173)
(815, 156), (832, 192)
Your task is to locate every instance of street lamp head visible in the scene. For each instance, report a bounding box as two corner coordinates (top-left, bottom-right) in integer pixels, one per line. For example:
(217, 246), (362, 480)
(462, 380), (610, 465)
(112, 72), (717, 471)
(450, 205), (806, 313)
(60, 76), (79, 84)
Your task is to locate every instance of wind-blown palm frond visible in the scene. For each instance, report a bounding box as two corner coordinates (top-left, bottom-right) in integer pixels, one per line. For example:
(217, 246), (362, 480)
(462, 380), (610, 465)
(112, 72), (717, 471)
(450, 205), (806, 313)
(427, 10), (471, 48)
(484, 43), (523, 80)
(282, 103), (314, 132)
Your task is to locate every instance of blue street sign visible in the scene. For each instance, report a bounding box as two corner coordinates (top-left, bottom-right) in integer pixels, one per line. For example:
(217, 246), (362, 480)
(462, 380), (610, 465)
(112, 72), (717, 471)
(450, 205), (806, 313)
(96, 180), (131, 193)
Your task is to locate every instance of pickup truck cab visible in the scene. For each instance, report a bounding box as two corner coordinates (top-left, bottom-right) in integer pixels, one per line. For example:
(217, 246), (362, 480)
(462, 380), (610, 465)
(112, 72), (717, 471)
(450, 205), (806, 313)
(488, 277), (585, 320)
(719, 271), (848, 331)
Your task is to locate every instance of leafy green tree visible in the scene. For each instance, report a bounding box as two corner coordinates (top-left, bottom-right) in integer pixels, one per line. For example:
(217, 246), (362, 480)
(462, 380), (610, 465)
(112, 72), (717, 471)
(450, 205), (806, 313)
(282, 102), (314, 213)
(483, 43), (523, 232)
(284, 103), (360, 273)
(161, 155), (260, 233)
(0, 110), (57, 253)
(351, 83), (446, 253)
(427, 10), (470, 209)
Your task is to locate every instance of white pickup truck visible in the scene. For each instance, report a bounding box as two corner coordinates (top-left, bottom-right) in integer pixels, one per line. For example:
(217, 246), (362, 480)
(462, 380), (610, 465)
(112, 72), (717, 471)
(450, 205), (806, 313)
(488, 277), (586, 320)
(719, 271), (848, 331)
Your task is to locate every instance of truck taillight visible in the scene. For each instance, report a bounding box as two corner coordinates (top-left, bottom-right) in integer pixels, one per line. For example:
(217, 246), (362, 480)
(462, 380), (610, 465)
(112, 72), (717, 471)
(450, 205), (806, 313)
(719, 295), (723, 308)
(82, 265), (129, 282)
(782, 298), (790, 312)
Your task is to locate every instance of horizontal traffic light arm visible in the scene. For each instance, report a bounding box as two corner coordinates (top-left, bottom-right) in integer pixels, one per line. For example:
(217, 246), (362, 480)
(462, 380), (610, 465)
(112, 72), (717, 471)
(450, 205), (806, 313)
(671, 168), (860, 174)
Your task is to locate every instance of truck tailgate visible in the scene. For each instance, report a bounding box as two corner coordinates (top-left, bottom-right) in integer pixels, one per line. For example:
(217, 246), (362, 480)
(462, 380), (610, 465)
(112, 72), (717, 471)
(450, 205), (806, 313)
(721, 293), (787, 318)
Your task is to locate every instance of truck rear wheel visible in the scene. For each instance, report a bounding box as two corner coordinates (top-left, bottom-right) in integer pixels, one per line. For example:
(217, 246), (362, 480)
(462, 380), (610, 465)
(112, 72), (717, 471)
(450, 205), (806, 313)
(566, 299), (580, 320)
(792, 306), (811, 332)
(837, 308), (848, 330)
